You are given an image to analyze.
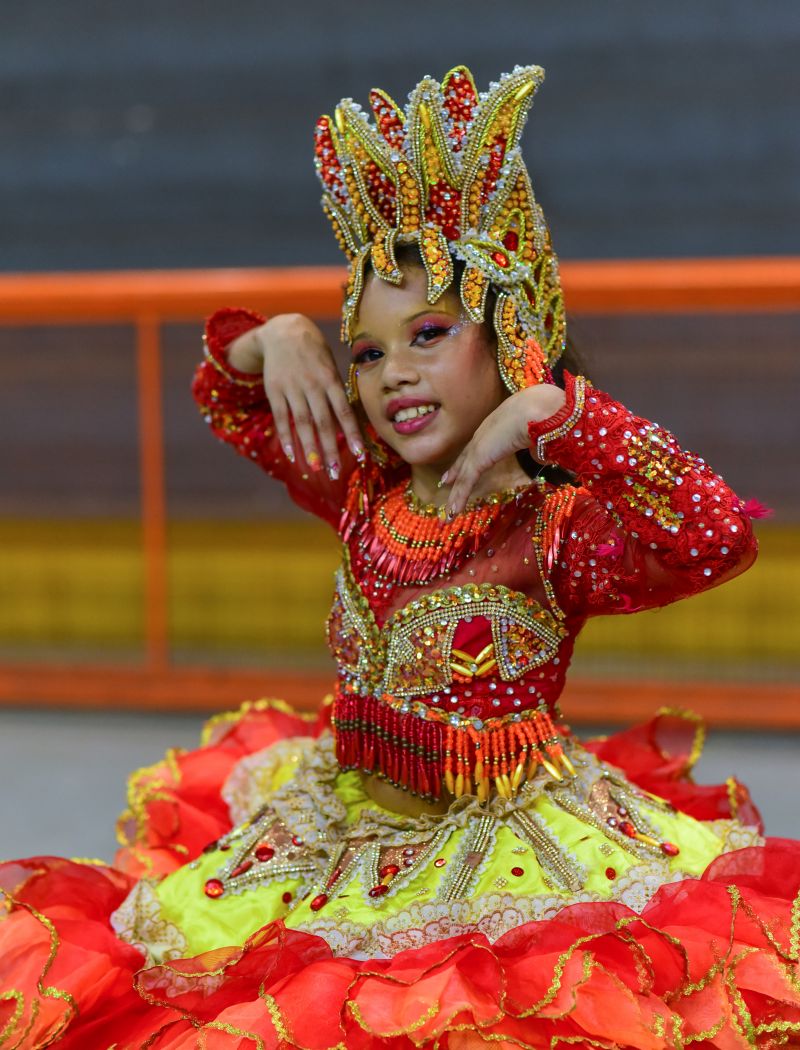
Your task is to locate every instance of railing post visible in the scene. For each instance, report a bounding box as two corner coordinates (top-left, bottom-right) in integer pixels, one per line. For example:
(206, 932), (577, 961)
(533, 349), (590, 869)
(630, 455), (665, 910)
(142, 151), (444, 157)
(135, 314), (169, 671)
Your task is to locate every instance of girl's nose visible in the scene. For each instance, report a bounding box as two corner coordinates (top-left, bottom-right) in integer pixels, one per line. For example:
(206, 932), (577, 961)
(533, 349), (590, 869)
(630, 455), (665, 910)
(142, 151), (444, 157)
(381, 345), (420, 389)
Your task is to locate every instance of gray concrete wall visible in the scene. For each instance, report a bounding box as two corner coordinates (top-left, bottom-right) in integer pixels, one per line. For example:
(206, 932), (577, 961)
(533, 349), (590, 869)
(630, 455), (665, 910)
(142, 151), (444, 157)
(2, 0), (798, 271)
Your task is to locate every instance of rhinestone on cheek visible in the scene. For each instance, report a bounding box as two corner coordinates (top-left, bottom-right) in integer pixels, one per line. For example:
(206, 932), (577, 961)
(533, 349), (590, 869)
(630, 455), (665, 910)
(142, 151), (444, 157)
(605, 867), (617, 880)
(203, 878), (224, 899)
(511, 866), (524, 877)
(282, 891), (293, 904)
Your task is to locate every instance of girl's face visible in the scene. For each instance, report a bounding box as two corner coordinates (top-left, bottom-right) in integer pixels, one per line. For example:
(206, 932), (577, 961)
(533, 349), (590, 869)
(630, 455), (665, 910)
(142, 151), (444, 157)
(351, 266), (506, 472)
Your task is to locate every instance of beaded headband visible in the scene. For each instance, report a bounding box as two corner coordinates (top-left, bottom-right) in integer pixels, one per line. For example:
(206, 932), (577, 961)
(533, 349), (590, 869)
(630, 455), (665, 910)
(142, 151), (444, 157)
(314, 64), (566, 394)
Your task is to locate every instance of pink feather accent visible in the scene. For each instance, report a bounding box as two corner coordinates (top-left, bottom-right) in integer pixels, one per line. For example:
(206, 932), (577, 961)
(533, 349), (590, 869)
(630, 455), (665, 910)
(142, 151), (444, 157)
(596, 533), (624, 558)
(742, 498), (774, 520)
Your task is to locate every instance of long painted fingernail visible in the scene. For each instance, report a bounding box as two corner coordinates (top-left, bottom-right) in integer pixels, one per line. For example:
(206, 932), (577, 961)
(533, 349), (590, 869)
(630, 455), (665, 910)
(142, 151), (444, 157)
(306, 450), (322, 472)
(283, 443), (295, 463)
(440, 471), (449, 486)
(351, 443), (366, 462)
(327, 461), (340, 480)
(446, 507), (455, 521)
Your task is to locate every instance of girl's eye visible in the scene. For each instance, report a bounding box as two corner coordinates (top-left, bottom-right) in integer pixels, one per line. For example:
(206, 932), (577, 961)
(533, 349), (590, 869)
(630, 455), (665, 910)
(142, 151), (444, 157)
(352, 346), (383, 365)
(412, 324), (450, 345)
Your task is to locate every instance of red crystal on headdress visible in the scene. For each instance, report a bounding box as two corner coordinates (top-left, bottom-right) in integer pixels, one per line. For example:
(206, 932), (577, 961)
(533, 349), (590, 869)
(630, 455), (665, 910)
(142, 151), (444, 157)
(203, 879), (224, 899)
(310, 893), (328, 911)
(442, 67), (478, 151)
(503, 230), (519, 252)
(426, 180), (461, 239)
(369, 89), (406, 149)
(481, 135), (507, 204)
(492, 251), (509, 268)
(365, 160), (397, 224)
(255, 844), (274, 862)
(314, 117), (347, 206)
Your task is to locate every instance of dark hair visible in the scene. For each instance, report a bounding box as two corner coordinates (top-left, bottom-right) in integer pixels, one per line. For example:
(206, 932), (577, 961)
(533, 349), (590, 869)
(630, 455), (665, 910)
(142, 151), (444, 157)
(361, 241), (589, 488)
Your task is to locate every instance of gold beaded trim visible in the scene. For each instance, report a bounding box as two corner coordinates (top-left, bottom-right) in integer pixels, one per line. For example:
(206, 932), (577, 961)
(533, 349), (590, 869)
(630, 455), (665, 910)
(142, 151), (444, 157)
(533, 375), (588, 464)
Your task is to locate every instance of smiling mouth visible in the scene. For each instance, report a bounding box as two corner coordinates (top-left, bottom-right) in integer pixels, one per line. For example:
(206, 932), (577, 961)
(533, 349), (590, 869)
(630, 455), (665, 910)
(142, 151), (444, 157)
(390, 403), (440, 434)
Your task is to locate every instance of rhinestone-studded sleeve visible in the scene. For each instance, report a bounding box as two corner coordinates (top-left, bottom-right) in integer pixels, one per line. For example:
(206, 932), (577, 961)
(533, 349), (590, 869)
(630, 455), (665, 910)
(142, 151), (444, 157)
(192, 307), (356, 528)
(527, 372), (757, 613)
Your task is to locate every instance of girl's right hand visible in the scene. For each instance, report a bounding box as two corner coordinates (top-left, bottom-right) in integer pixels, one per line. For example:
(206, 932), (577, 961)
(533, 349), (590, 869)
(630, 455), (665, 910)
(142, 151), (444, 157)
(228, 313), (364, 477)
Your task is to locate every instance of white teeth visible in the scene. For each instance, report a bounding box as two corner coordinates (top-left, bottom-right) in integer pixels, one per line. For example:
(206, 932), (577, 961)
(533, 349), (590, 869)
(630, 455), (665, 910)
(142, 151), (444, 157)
(393, 403), (437, 422)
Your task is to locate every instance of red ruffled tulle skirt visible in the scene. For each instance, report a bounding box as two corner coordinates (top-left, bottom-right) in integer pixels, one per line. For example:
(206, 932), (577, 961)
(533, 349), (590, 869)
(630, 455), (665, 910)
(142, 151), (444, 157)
(2, 702), (798, 1049)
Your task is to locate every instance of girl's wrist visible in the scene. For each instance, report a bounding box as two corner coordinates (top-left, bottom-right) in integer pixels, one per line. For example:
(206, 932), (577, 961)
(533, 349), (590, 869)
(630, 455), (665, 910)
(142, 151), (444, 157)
(226, 325), (266, 375)
(522, 382), (567, 425)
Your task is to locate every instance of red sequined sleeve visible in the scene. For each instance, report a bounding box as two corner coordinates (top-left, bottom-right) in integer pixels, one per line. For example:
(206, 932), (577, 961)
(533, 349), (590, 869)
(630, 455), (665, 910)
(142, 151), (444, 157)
(527, 372), (758, 615)
(191, 307), (357, 528)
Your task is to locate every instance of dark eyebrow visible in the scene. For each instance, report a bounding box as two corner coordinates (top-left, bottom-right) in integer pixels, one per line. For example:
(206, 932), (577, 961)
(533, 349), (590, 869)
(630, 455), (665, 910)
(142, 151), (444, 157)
(351, 308), (457, 346)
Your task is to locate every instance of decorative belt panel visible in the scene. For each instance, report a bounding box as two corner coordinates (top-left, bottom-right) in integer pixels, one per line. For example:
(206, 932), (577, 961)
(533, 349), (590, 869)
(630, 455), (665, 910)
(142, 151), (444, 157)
(333, 688), (574, 803)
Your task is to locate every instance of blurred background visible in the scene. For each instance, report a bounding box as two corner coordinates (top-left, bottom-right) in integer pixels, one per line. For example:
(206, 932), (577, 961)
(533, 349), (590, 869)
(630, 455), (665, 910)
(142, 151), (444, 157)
(1, 0), (798, 859)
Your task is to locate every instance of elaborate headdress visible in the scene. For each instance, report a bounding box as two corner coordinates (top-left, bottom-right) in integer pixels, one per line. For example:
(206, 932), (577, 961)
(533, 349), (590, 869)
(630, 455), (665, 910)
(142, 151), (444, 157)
(314, 64), (566, 392)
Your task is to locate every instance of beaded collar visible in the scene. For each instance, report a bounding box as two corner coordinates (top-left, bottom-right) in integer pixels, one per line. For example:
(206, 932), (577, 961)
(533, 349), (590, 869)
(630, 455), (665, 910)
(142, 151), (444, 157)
(350, 479), (542, 586)
(403, 479), (541, 517)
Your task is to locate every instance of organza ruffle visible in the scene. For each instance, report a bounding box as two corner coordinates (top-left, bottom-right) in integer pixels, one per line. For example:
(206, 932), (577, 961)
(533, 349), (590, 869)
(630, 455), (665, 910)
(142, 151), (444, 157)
(3, 842), (800, 1047)
(133, 841), (800, 1049)
(585, 708), (762, 831)
(115, 699), (326, 879)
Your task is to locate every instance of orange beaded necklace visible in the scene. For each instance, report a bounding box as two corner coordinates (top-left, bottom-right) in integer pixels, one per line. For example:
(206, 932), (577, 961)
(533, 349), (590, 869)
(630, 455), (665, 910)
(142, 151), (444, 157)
(345, 477), (538, 585)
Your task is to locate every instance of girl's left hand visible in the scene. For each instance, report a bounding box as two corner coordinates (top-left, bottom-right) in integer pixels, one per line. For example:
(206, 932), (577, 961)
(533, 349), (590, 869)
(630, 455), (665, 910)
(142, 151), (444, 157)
(442, 384), (566, 516)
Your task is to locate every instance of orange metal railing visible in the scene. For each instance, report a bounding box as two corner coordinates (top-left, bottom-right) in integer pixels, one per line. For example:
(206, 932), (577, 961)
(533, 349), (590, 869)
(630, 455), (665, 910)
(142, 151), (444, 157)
(1, 258), (799, 720)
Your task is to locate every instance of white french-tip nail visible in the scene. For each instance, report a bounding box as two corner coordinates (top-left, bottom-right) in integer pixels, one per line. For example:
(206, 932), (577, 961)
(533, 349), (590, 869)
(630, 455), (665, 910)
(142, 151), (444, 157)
(283, 444), (295, 463)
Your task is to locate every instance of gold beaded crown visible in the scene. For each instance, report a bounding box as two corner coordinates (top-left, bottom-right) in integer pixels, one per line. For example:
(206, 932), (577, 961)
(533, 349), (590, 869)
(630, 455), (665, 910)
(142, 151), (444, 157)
(314, 64), (566, 391)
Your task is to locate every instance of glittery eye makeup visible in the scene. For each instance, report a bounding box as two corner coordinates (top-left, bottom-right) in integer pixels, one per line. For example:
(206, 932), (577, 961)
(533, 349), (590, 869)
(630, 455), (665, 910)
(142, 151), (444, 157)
(350, 338), (382, 363)
(409, 315), (463, 346)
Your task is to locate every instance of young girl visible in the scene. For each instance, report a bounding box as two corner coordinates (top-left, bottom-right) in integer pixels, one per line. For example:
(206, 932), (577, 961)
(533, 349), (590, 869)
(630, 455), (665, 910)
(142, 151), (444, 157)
(2, 64), (798, 1049)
